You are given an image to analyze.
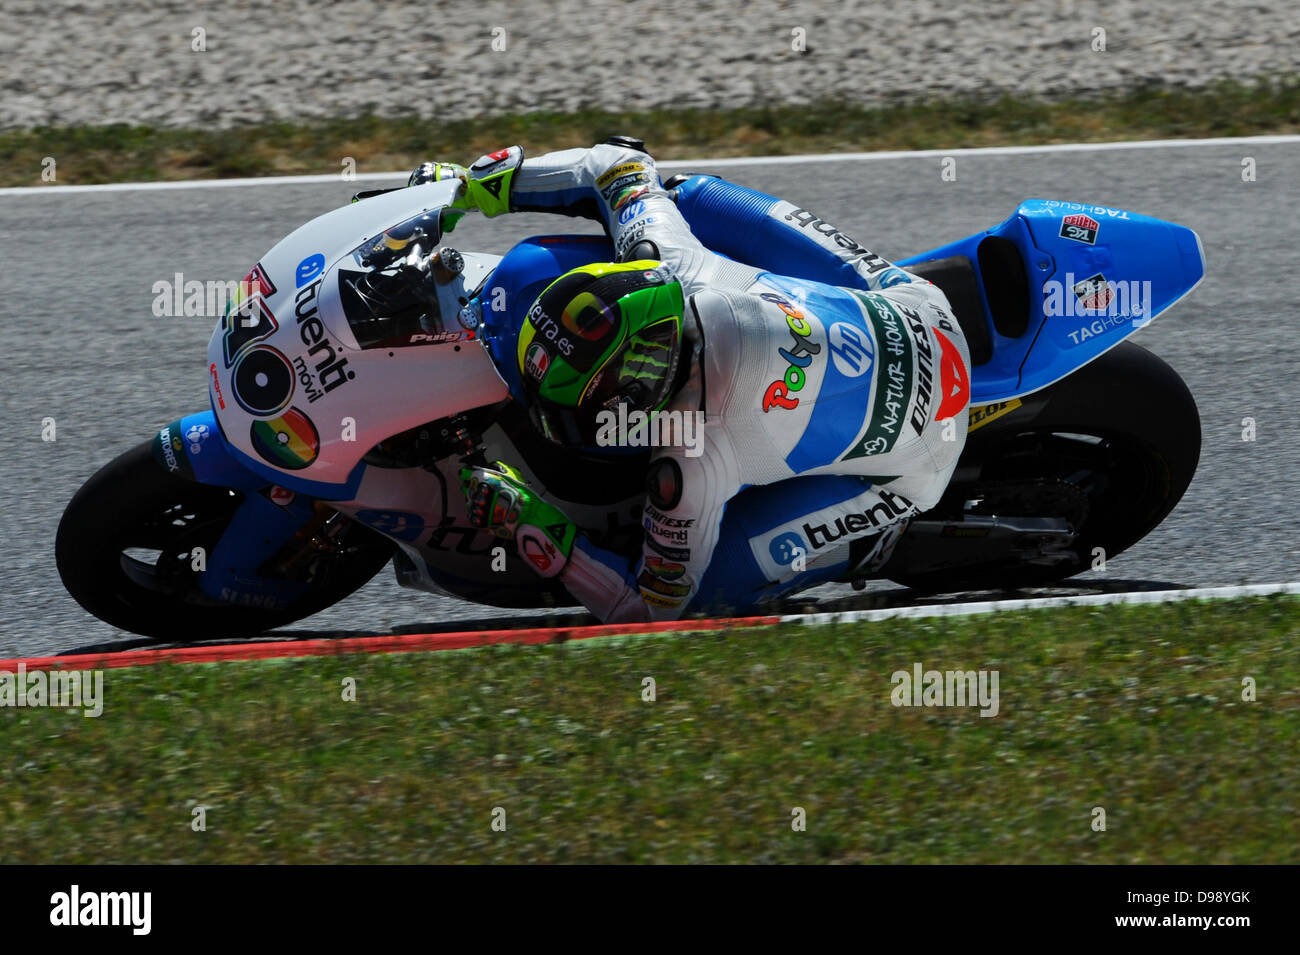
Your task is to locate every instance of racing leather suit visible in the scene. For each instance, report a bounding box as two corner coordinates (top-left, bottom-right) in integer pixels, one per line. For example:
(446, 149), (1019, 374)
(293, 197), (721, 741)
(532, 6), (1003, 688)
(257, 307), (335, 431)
(483, 143), (972, 622)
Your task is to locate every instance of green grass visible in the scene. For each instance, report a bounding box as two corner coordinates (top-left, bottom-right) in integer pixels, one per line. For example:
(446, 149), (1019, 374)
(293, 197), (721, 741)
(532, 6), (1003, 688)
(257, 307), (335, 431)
(2, 595), (1296, 863)
(3, 77), (1298, 187)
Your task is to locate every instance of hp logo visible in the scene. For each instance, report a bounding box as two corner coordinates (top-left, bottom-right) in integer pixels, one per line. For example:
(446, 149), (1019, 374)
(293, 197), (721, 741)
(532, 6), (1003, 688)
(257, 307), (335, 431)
(828, 322), (874, 378)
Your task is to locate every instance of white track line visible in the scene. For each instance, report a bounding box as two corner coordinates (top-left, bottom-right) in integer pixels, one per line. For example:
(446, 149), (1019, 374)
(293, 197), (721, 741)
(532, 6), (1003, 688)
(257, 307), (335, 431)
(785, 581), (1300, 627)
(0, 172), (410, 196)
(668, 134), (1300, 168)
(3, 133), (1297, 197)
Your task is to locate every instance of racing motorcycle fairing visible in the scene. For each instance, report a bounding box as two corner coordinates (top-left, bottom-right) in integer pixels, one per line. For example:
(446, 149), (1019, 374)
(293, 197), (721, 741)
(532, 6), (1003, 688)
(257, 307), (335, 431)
(897, 199), (1207, 403)
(153, 410), (322, 608)
(204, 179), (510, 492)
(668, 175), (1205, 404)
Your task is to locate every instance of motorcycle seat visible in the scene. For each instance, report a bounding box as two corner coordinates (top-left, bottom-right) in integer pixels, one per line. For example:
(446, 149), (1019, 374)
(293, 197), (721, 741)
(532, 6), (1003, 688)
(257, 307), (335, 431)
(906, 255), (994, 366)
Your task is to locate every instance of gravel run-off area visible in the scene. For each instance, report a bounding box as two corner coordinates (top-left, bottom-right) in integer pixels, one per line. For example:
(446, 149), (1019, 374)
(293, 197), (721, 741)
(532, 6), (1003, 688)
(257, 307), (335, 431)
(3, 0), (1298, 129)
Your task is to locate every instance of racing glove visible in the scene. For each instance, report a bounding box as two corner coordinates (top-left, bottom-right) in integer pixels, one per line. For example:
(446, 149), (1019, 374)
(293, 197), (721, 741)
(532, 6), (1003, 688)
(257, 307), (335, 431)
(407, 161), (468, 187)
(459, 461), (576, 578)
(407, 161), (474, 222)
(461, 146), (522, 217)
(408, 147), (522, 217)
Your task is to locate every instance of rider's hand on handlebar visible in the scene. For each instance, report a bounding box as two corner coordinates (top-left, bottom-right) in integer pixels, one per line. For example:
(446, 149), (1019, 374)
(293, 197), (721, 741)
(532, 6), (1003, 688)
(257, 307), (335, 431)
(407, 161), (468, 188)
(407, 161), (476, 214)
(409, 147), (521, 218)
(460, 461), (527, 539)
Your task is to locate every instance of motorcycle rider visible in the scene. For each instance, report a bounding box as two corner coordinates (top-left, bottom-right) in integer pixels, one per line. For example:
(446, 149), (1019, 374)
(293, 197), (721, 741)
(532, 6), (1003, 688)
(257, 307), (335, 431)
(409, 141), (971, 623)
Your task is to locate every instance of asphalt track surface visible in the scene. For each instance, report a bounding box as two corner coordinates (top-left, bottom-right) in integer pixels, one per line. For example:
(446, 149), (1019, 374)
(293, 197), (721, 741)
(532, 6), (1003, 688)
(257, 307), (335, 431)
(3, 140), (1297, 658)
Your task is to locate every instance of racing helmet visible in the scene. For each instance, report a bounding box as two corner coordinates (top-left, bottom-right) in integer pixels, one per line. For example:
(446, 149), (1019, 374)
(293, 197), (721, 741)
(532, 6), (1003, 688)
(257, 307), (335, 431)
(516, 261), (686, 446)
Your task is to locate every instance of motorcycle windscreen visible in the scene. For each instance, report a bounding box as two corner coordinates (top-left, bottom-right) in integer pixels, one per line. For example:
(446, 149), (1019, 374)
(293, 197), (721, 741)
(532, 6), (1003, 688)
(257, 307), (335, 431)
(327, 209), (476, 350)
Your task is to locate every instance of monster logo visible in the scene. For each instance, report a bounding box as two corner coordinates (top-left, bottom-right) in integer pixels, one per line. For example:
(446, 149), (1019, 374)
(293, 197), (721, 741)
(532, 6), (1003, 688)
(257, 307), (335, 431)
(619, 331), (672, 387)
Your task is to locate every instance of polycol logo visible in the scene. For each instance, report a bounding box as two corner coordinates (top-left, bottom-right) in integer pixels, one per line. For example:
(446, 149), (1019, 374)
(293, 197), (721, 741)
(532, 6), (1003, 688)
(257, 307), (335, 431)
(827, 322), (874, 379)
(760, 292), (821, 412)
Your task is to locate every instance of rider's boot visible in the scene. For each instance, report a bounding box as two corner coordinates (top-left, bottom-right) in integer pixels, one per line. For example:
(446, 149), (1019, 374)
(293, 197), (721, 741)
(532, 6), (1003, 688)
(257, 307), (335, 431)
(844, 518), (910, 588)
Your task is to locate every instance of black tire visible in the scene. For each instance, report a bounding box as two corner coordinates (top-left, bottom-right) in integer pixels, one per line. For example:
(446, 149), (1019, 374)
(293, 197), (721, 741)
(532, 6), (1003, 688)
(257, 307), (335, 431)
(889, 341), (1200, 591)
(56, 441), (394, 640)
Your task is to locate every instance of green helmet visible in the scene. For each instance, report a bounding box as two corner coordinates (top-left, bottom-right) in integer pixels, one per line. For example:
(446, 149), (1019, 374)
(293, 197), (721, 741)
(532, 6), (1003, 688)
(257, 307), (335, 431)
(517, 261), (685, 446)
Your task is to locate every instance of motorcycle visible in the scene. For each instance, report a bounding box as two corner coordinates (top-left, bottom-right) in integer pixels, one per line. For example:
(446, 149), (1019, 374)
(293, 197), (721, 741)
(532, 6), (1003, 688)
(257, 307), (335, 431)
(56, 170), (1206, 639)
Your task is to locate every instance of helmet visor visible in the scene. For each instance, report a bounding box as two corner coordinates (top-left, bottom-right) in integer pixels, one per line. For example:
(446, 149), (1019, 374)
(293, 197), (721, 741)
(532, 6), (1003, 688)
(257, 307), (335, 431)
(533, 314), (682, 447)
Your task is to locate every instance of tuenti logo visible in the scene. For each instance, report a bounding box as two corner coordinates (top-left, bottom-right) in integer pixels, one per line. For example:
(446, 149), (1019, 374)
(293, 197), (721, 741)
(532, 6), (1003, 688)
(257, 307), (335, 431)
(292, 279), (356, 400)
(778, 204), (891, 274)
(49, 885), (151, 935)
(803, 490), (913, 549)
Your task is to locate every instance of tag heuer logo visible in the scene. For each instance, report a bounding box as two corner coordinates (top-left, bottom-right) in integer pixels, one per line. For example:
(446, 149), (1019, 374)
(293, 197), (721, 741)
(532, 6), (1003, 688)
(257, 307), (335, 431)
(1072, 272), (1114, 310)
(1059, 213), (1099, 244)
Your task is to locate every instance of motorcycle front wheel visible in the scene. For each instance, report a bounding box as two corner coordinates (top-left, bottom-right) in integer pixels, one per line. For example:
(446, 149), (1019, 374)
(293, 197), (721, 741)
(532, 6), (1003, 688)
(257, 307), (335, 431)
(56, 441), (394, 640)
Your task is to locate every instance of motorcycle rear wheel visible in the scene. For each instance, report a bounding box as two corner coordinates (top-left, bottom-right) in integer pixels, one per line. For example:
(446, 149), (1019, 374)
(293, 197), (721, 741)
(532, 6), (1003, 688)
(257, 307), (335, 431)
(888, 341), (1201, 591)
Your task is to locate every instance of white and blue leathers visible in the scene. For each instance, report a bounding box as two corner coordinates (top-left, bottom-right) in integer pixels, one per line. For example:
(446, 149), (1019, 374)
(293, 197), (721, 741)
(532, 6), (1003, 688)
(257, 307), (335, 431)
(491, 144), (972, 622)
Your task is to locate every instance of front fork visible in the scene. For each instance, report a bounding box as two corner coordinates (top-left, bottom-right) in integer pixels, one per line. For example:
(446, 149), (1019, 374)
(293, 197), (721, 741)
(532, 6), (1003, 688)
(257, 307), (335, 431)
(153, 410), (328, 610)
